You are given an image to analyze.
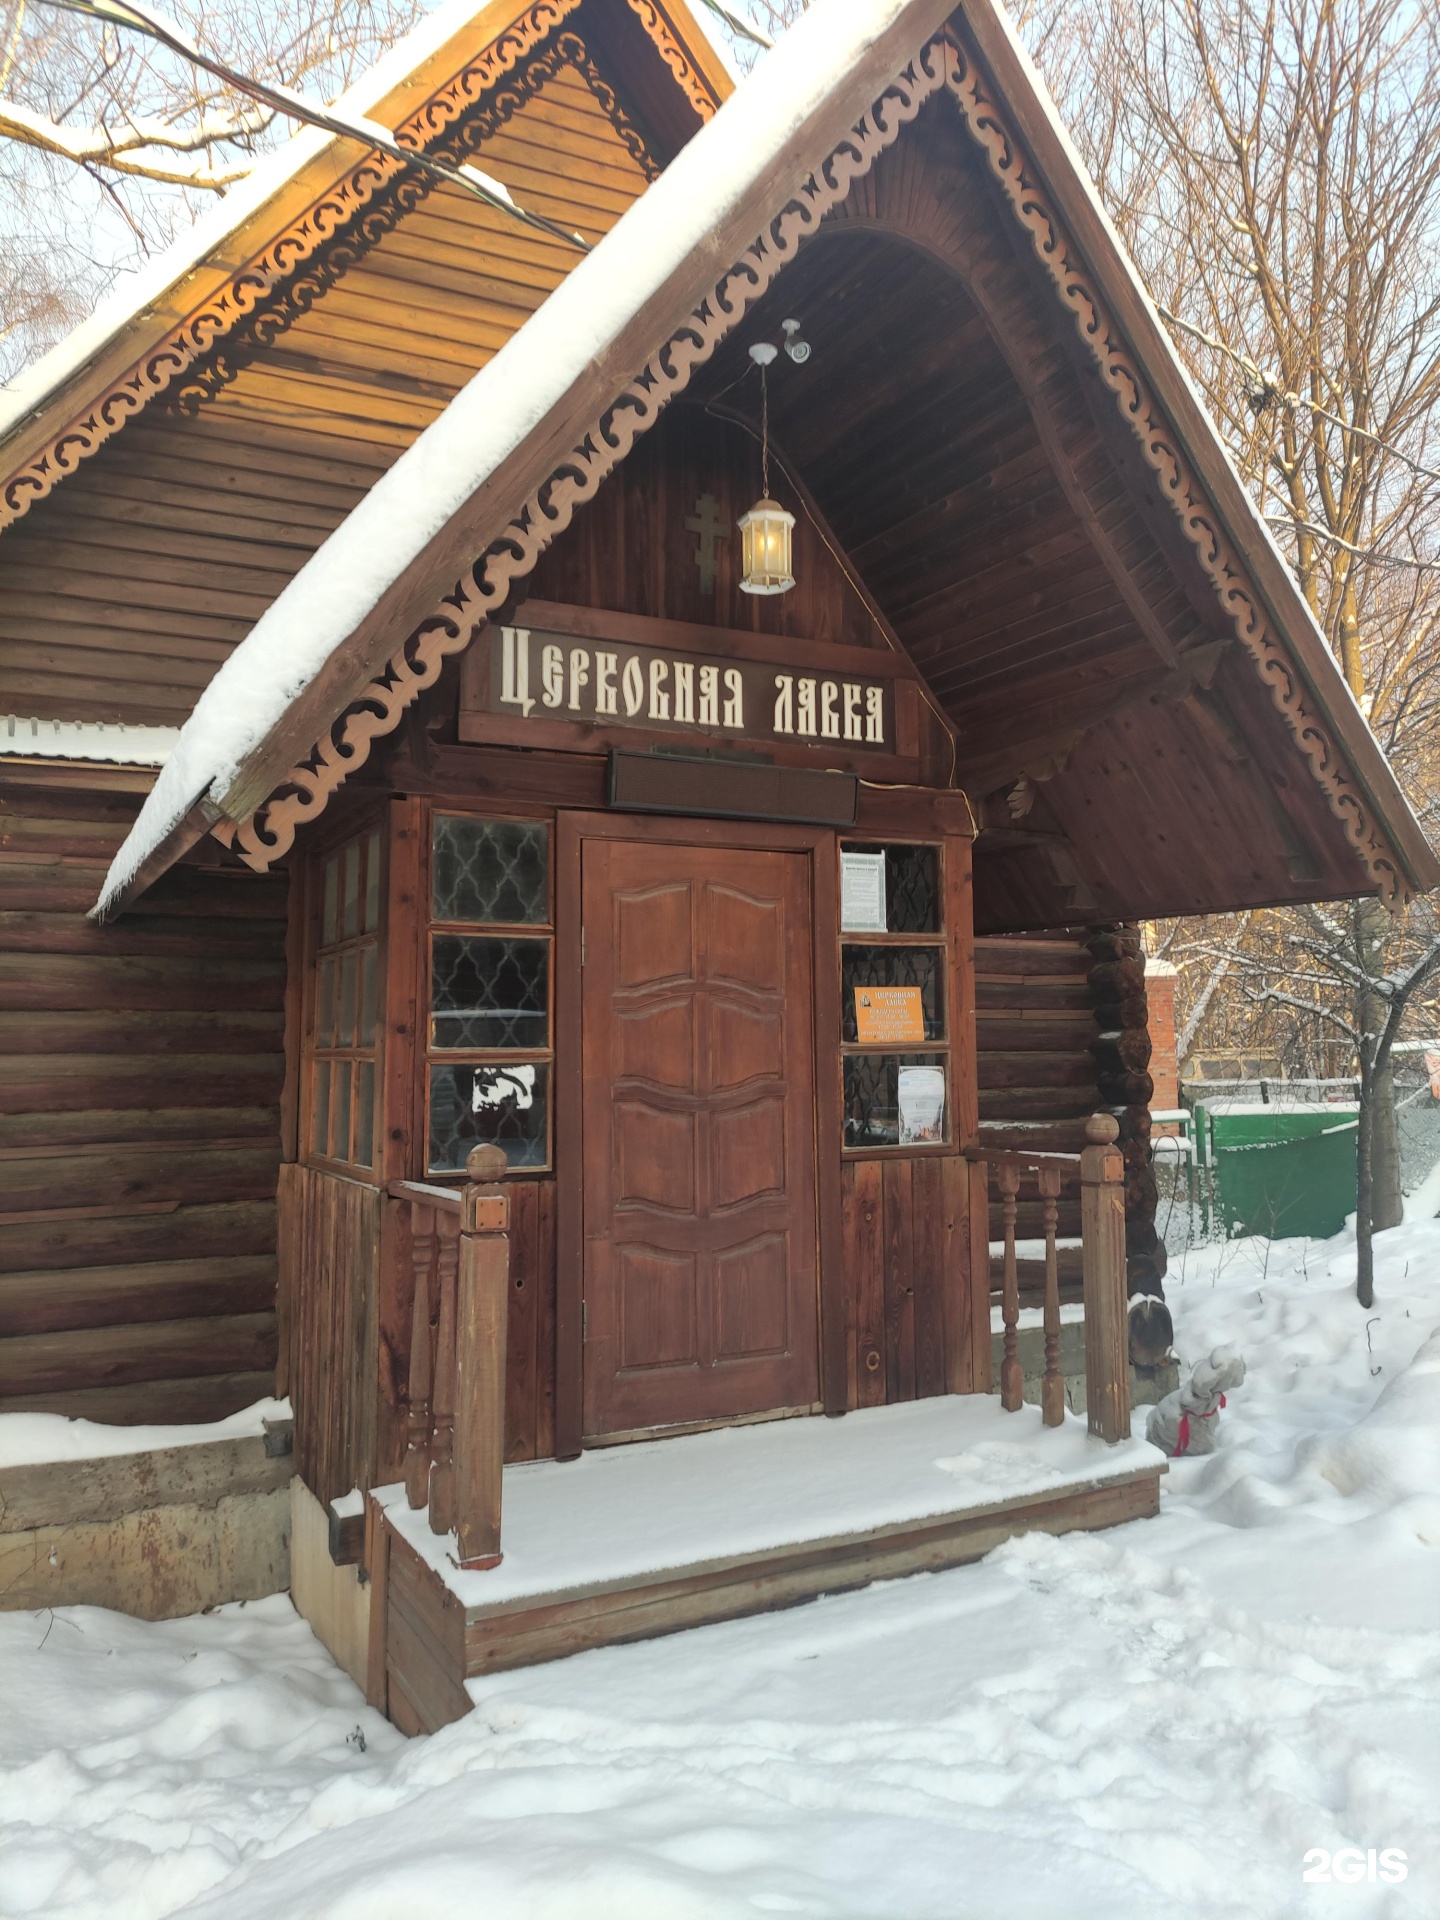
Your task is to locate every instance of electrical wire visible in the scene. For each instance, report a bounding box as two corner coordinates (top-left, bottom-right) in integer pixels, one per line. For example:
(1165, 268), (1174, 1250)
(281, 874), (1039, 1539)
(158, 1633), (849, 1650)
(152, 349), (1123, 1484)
(31, 0), (589, 250)
(704, 382), (961, 793)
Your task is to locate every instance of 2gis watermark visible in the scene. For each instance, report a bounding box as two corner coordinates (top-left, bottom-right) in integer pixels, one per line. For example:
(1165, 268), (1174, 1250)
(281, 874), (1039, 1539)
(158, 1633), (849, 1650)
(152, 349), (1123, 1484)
(1303, 1849), (1408, 1885)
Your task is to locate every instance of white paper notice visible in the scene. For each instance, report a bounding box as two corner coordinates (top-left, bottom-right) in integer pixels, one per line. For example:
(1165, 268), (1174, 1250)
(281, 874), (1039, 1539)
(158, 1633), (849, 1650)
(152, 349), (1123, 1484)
(840, 850), (886, 932)
(897, 1065), (946, 1145)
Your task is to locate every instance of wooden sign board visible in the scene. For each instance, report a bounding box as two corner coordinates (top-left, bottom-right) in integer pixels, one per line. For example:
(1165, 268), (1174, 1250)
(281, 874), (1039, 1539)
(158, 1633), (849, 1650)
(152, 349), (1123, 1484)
(460, 617), (901, 760)
(853, 986), (926, 1045)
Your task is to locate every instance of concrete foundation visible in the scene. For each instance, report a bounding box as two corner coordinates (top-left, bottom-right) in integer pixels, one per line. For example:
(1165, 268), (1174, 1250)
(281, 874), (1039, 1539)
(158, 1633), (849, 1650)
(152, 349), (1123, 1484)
(0, 1428), (292, 1619)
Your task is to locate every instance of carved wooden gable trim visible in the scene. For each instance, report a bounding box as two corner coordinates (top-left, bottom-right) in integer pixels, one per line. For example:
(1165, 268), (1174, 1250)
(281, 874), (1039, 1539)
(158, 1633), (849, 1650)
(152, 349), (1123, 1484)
(214, 42), (953, 873)
(0, 0), (701, 532)
(623, 0), (723, 122)
(171, 34), (659, 417)
(210, 25), (1409, 909)
(937, 26), (1408, 906)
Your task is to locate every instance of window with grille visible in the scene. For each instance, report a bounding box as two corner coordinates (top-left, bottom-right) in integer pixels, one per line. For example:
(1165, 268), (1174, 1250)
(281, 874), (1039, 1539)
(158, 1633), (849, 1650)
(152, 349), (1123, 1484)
(426, 813), (553, 1174)
(307, 827), (384, 1173)
(839, 841), (950, 1150)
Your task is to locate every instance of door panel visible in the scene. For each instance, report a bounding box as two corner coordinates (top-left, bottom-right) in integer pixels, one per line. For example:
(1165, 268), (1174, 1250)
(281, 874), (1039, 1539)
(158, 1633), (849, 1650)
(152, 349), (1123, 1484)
(582, 837), (820, 1437)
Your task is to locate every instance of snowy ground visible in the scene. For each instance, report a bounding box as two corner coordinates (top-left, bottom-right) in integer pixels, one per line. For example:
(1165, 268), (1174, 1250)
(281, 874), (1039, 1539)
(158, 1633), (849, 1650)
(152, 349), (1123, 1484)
(4, 1223), (1439, 1920)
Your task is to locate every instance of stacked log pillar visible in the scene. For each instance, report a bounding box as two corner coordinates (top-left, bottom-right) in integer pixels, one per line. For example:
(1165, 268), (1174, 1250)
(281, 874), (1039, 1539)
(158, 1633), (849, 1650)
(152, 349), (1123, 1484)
(1084, 926), (1167, 1302)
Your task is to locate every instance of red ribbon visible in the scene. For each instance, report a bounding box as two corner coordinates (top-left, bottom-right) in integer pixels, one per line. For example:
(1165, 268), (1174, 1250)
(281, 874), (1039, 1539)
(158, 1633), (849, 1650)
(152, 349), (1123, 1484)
(1174, 1394), (1225, 1455)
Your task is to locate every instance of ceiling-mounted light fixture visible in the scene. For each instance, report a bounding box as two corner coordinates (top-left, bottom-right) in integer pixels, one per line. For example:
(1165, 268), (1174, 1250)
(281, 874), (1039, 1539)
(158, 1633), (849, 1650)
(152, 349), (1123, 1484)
(738, 341), (795, 597)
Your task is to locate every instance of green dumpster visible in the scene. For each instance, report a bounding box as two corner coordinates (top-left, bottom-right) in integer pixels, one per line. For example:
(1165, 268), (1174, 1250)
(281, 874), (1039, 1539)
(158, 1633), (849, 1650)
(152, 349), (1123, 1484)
(1194, 1101), (1358, 1240)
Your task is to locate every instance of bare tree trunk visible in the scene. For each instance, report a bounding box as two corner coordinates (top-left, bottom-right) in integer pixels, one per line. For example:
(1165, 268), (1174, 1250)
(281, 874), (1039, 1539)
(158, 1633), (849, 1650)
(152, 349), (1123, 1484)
(1355, 1075), (1375, 1310)
(1369, 1042), (1404, 1229)
(1356, 897), (1403, 1234)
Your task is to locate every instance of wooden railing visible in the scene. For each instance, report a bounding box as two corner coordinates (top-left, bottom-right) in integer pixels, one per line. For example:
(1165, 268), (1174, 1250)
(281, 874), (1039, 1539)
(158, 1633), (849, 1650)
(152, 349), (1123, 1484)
(964, 1112), (1130, 1443)
(389, 1145), (511, 1568)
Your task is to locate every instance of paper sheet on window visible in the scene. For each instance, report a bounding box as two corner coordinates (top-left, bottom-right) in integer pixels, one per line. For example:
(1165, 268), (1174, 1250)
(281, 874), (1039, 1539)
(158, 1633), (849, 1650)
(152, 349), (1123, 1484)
(841, 850), (886, 932)
(897, 1065), (945, 1145)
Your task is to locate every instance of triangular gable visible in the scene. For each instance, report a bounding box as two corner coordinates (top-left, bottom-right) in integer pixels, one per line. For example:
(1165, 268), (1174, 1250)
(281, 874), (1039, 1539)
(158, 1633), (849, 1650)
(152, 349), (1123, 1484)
(94, 0), (1439, 917)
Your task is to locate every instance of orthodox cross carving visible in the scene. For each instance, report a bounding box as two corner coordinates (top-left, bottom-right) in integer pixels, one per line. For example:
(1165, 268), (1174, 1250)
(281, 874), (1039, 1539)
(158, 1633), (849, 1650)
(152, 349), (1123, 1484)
(685, 493), (729, 594)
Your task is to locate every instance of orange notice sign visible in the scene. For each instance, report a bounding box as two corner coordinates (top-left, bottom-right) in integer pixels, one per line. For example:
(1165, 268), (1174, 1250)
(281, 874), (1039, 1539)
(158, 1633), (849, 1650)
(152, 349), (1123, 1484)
(854, 985), (925, 1045)
(1426, 1050), (1440, 1100)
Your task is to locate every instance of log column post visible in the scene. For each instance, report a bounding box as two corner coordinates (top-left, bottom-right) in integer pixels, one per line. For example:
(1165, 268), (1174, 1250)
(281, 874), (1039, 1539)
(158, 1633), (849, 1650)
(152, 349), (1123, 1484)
(454, 1144), (511, 1570)
(1080, 1112), (1130, 1443)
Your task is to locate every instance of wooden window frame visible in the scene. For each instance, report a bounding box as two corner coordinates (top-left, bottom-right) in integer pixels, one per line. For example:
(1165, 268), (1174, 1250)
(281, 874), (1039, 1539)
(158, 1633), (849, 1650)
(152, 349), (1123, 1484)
(301, 817), (387, 1179)
(420, 801), (556, 1181)
(838, 836), (956, 1158)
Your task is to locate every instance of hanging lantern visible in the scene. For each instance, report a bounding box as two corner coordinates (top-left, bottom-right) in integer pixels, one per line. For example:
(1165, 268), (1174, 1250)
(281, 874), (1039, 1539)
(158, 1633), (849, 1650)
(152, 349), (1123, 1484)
(738, 496), (795, 595)
(739, 343), (796, 596)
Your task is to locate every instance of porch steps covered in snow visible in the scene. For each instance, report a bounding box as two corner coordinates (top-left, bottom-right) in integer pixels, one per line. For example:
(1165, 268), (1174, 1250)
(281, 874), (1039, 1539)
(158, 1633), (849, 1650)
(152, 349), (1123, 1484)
(364, 1397), (1165, 1733)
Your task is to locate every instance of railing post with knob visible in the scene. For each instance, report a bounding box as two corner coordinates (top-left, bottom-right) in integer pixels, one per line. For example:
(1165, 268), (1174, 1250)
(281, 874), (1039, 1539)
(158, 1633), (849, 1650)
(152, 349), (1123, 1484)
(455, 1143), (511, 1570)
(996, 1159), (1023, 1412)
(1038, 1163), (1064, 1427)
(1080, 1111), (1130, 1443)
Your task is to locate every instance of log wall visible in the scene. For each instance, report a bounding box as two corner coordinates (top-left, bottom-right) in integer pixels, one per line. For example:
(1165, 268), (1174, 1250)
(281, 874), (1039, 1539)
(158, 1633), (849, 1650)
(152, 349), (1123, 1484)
(974, 925), (1162, 1298)
(0, 767), (286, 1421)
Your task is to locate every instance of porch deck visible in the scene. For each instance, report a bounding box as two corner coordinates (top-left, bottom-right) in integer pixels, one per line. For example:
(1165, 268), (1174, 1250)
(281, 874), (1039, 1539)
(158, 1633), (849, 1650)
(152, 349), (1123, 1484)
(368, 1397), (1165, 1733)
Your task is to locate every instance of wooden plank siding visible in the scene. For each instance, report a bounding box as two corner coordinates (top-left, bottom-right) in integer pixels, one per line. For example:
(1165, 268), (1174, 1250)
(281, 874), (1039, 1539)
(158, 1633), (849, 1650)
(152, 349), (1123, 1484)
(0, 57), (656, 727)
(280, 1163), (382, 1502)
(0, 770), (287, 1422)
(839, 1155), (971, 1413)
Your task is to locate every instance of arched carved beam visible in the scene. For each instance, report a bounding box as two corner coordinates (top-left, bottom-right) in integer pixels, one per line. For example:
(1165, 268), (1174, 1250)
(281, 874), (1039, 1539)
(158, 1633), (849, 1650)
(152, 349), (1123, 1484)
(218, 25), (1409, 907)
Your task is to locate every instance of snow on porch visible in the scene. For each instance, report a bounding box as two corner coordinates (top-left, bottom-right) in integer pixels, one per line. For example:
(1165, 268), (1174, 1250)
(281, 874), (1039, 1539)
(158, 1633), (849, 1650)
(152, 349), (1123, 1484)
(378, 1395), (1163, 1613)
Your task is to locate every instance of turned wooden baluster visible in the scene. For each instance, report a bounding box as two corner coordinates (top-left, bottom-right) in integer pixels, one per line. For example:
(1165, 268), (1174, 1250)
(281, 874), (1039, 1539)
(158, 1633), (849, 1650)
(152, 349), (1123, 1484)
(403, 1207), (436, 1511)
(1038, 1163), (1064, 1427)
(997, 1159), (1023, 1412)
(427, 1219), (460, 1535)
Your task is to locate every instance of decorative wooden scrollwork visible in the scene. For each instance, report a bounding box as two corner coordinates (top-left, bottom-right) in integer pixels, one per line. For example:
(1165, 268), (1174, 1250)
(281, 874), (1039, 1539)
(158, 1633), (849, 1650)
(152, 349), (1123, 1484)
(215, 24), (1407, 906)
(223, 43), (951, 872)
(0, 0), (634, 529)
(937, 29), (1408, 906)
(172, 35), (657, 414)
(623, 0), (722, 122)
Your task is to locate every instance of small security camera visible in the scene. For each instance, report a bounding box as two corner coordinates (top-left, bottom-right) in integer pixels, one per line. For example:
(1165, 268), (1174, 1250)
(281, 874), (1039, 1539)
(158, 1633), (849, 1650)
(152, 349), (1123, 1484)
(782, 318), (811, 364)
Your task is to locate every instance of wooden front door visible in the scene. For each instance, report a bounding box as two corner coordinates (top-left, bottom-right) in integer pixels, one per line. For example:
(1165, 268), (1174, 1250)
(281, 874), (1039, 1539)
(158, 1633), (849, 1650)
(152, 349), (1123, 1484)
(581, 836), (820, 1438)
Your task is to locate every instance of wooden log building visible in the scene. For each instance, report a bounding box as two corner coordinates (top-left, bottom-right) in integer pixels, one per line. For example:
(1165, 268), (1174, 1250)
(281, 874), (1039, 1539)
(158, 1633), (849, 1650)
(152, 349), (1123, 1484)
(2, 0), (1434, 1722)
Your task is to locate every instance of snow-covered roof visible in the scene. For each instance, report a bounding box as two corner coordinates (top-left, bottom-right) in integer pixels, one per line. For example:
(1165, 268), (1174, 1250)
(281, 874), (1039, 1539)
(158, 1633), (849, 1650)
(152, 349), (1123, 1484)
(94, 0), (938, 914)
(1, 714), (176, 766)
(0, 0), (596, 441)
(89, 0), (1439, 916)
